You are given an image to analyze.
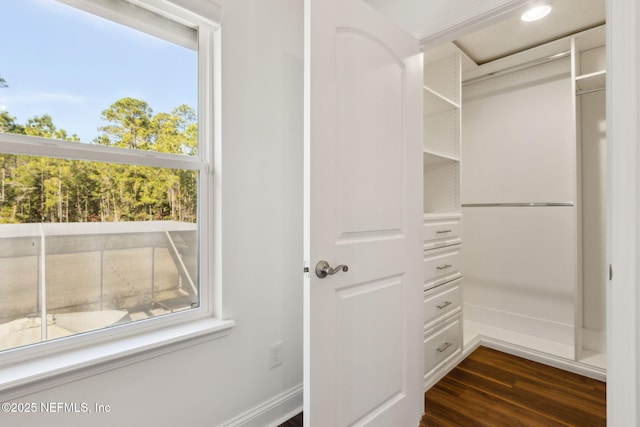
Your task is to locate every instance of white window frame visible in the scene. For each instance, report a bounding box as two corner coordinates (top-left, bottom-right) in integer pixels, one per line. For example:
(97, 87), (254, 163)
(0, 0), (232, 400)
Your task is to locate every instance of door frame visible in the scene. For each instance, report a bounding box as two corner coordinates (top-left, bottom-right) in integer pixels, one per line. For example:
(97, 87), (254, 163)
(604, 0), (639, 424)
(416, 0), (637, 424)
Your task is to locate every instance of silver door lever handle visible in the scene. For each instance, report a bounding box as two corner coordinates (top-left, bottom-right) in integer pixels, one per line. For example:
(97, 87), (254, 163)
(315, 260), (349, 278)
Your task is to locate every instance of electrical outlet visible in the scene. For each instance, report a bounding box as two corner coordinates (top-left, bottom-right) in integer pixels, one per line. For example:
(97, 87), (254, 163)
(269, 342), (283, 369)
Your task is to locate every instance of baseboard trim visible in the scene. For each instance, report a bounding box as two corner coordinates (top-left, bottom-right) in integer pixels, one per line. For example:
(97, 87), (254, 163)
(220, 383), (303, 427)
(464, 303), (574, 346)
(468, 336), (606, 382)
(424, 350), (465, 391)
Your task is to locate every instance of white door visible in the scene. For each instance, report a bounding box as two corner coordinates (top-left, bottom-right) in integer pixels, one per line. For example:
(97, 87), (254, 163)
(303, 0), (423, 425)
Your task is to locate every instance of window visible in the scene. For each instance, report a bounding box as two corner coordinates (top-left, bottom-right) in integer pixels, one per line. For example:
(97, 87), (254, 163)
(0, 0), (228, 391)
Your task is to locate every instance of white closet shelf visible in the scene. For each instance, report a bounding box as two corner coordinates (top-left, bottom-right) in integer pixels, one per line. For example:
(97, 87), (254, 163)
(423, 85), (460, 116)
(579, 349), (606, 370)
(576, 70), (606, 92)
(463, 320), (575, 360)
(423, 213), (461, 222)
(423, 212), (462, 220)
(423, 149), (460, 163)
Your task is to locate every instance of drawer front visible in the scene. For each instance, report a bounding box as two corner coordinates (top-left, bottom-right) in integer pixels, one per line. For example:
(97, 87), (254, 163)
(424, 280), (461, 329)
(423, 246), (461, 290)
(423, 217), (462, 250)
(424, 315), (462, 376)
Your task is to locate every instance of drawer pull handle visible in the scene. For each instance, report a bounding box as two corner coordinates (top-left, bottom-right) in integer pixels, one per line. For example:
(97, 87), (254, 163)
(436, 264), (452, 270)
(436, 229), (452, 234)
(437, 342), (452, 353)
(437, 301), (452, 310)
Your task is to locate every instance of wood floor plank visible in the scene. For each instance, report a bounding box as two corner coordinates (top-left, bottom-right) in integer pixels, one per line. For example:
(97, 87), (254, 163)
(422, 346), (606, 427)
(438, 368), (574, 426)
(457, 348), (606, 406)
(280, 347), (606, 427)
(451, 364), (605, 423)
(514, 379), (606, 424)
(468, 347), (603, 391)
(425, 376), (568, 427)
(479, 348), (606, 409)
(458, 348), (597, 394)
(278, 412), (303, 427)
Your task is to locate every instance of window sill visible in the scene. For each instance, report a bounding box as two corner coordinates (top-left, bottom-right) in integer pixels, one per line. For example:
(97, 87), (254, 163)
(0, 317), (235, 401)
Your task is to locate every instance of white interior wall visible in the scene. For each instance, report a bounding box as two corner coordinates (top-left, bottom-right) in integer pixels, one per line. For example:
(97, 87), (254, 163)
(461, 59), (575, 204)
(461, 58), (578, 346)
(3, 0), (304, 426)
(463, 207), (578, 344)
(579, 45), (607, 349)
(580, 89), (607, 344)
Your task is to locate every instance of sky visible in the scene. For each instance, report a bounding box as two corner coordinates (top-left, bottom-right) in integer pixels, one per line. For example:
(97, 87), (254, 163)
(0, 0), (197, 143)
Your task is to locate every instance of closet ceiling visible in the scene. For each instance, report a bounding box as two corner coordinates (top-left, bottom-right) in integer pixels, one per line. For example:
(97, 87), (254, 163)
(366, 0), (605, 64)
(455, 0), (605, 64)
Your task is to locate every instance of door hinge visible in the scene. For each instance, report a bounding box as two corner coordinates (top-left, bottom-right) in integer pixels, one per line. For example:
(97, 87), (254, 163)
(609, 264), (613, 281)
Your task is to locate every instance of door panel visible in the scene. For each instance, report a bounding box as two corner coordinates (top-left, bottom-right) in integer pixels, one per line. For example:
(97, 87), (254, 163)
(304, 0), (423, 425)
(336, 276), (404, 425)
(336, 29), (405, 236)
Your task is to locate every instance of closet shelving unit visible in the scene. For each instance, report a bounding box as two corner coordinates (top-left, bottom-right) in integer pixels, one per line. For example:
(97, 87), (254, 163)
(454, 25), (606, 380)
(423, 45), (461, 217)
(422, 44), (464, 391)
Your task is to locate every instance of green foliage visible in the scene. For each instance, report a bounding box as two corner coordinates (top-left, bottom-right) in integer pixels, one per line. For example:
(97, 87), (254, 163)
(98, 98), (153, 150)
(0, 99), (198, 224)
(0, 111), (23, 134)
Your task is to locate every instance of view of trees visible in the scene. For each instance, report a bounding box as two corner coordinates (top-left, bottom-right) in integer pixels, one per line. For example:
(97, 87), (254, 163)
(0, 98), (197, 224)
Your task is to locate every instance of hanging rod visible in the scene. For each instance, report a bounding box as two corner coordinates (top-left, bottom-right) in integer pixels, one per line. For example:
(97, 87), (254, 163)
(577, 86), (606, 96)
(462, 51), (571, 87)
(462, 202), (574, 208)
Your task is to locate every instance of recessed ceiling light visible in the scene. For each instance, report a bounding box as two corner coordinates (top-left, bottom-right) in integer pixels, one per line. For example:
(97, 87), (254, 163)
(521, 5), (552, 22)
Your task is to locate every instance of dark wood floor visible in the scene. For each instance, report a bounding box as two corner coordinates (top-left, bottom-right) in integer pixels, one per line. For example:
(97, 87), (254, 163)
(421, 346), (606, 427)
(280, 346), (606, 426)
(278, 412), (302, 427)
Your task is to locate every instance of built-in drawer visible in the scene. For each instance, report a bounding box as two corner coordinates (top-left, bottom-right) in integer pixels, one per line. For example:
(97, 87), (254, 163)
(424, 279), (461, 330)
(424, 314), (462, 377)
(423, 215), (462, 250)
(423, 245), (461, 290)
